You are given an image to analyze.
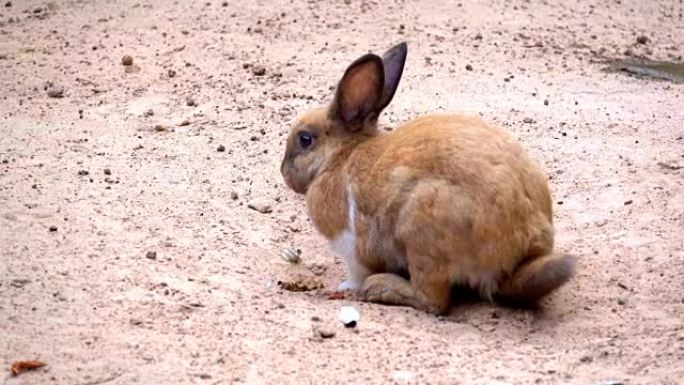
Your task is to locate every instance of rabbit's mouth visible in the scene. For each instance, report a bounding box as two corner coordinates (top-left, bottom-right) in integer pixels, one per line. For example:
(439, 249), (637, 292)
(281, 169), (308, 194)
(284, 175), (309, 194)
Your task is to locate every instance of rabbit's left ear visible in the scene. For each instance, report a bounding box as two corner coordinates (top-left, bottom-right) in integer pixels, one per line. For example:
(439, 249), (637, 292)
(329, 54), (385, 130)
(376, 42), (407, 112)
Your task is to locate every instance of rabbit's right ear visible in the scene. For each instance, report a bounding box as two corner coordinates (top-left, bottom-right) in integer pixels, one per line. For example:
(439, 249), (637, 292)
(329, 54), (385, 131)
(376, 42), (407, 112)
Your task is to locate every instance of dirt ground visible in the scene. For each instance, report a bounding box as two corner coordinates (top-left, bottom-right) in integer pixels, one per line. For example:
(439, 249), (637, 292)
(1, 0), (683, 384)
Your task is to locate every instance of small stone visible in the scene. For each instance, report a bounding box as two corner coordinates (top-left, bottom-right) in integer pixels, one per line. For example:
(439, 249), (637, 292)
(198, 374), (212, 380)
(338, 306), (360, 328)
(252, 65), (266, 76)
(230, 191), (238, 200)
(4, 1), (12, 7)
(77, 170), (89, 176)
(281, 248), (301, 264)
(216, 144), (226, 152)
(617, 298), (626, 306)
(146, 251), (157, 260)
(154, 124), (166, 132)
(10, 278), (30, 288)
(104, 168), (111, 175)
(186, 96), (196, 107)
(49, 225), (58, 232)
(636, 35), (649, 45)
(143, 109), (154, 117)
(47, 86), (64, 98)
(129, 318), (143, 326)
(222, 1), (228, 6)
(248, 199), (272, 214)
(179, 119), (190, 126)
(544, 99), (549, 106)
(167, 69), (177, 78)
(523, 117), (535, 124)
(125, 64), (141, 74)
(624, 199), (633, 205)
(579, 355), (592, 363)
(121, 55), (133, 66)
(314, 326), (336, 339)
(465, 64), (473, 71)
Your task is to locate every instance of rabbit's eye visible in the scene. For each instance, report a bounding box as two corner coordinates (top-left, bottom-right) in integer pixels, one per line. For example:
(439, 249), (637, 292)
(298, 132), (313, 149)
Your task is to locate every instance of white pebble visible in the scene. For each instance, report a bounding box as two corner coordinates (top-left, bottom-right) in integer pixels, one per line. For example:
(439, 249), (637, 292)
(338, 306), (359, 327)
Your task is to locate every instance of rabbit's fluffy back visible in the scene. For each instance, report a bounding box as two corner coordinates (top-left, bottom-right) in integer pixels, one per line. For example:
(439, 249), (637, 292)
(303, 113), (554, 296)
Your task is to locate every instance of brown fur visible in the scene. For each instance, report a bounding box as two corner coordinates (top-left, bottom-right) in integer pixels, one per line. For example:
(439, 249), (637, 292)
(280, 42), (576, 315)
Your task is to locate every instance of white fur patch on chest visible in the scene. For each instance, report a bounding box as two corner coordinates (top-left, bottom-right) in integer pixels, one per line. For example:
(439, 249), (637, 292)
(329, 186), (369, 290)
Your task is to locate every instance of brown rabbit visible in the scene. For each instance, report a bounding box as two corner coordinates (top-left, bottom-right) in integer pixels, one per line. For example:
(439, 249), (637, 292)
(280, 42), (576, 315)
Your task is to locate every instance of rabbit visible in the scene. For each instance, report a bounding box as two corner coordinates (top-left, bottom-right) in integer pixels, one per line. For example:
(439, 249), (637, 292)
(280, 41), (576, 315)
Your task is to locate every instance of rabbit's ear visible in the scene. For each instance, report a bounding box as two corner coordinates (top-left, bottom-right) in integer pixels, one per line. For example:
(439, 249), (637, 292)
(376, 42), (407, 112)
(329, 54), (385, 131)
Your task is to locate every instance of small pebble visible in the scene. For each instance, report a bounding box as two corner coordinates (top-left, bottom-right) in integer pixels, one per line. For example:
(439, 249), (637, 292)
(230, 191), (239, 200)
(48, 225), (58, 232)
(313, 326), (336, 339)
(624, 200), (633, 205)
(636, 35), (649, 45)
(77, 170), (89, 176)
(248, 199), (272, 214)
(4, 2), (12, 7)
(338, 306), (360, 328)
(167, 69), (176, 77)
(104, 168), (111, 175)
(186, 96), (196, 107)
(10, 278), (30, 288)
(154, 124), (166, 132)
(121, 55), (134, 66)
(217, 144), (226, 152)
(47, 86), (64, 98)
(146, 251), (157, 260)
(252, 65), (266, 76)
(523, 117), (535, 124)
(281, 248), (301, 264)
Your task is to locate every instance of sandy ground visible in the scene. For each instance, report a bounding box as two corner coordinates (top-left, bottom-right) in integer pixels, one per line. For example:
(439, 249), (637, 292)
(1, 0), (683, 384)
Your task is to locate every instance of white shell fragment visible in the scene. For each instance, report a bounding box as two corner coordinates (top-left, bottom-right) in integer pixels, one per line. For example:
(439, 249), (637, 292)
(281, 248), (301, 264)
(338, 306), (360, 328)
